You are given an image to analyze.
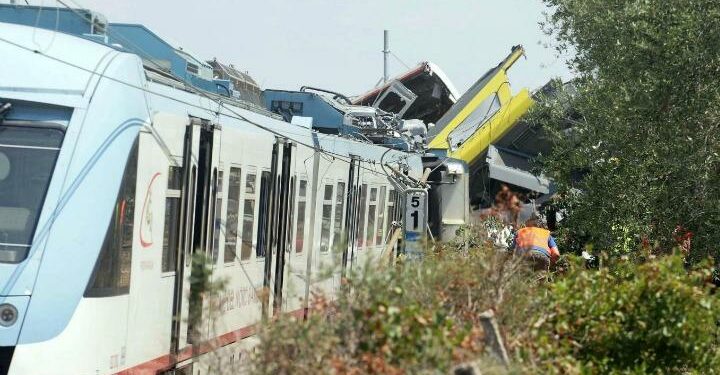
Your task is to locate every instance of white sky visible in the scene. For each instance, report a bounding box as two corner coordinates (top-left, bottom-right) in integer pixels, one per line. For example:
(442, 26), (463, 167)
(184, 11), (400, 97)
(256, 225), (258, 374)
(28, 0), (574, 96)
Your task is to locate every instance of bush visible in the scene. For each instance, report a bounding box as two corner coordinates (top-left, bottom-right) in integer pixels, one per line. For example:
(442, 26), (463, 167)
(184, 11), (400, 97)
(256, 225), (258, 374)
(249, 227), (537, 374)
(250, 268), (480, 374)
(248, 226), (720, 374)
(526, 254), (720, 374)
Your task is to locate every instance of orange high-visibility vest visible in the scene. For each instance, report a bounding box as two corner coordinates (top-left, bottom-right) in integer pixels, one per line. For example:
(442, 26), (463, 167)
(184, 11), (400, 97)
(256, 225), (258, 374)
(515, 227), (551, 255)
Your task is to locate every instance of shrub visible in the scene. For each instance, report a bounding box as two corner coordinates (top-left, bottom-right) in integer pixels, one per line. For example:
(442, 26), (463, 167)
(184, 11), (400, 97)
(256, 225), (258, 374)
(250, 268), (480, 374)
(249, 226), (720, 374)
(249, 227), (537, 374)
(526, 254), (720, 374)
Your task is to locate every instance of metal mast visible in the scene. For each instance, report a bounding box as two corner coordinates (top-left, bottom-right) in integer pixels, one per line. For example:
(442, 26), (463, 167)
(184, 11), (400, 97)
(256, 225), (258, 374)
(383, 30), (389, 83)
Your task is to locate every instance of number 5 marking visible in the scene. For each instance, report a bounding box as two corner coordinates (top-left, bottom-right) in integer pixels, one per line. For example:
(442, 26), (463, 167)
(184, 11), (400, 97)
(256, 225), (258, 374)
(411, 196), (420, 208)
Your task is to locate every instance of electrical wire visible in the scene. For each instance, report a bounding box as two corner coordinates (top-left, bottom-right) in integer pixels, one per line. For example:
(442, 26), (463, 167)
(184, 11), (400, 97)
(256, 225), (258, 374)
(0, 2), (428, 314)
(52, 0), (398, 172)
(9, 0), (429, 190)
(0, 30), (409, 179)
(77, 0), (423, 181)
(390, 51), (411, 70)
(31, 0), (59, 53)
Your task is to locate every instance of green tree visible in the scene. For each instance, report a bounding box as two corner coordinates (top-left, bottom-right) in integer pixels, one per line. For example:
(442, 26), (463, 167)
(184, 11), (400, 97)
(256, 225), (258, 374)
(529, 255), (720, 374)
(534, 0), (720, 259)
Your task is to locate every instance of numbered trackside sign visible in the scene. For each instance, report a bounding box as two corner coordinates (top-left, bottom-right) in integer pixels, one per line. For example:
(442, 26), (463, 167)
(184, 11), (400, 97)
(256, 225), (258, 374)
(403, 189), (427, 258)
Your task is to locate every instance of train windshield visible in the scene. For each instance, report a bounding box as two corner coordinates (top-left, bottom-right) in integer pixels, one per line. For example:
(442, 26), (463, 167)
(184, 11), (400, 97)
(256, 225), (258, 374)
(0, 124), (64, 263)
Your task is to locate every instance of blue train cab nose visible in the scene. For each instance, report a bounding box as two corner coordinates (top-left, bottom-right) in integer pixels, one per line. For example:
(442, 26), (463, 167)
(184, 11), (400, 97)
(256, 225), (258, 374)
(0, 101), (68, 355)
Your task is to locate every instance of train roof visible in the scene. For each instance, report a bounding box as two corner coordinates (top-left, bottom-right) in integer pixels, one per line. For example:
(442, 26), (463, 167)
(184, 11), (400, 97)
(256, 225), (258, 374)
(0, 20), (423, 177)
(0, 4), (423, 153)
(0, 21), (122, 108)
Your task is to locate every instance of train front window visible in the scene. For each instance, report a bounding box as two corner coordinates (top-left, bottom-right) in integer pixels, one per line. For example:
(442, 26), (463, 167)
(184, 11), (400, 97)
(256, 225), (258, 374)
(0, 124), (64, 263)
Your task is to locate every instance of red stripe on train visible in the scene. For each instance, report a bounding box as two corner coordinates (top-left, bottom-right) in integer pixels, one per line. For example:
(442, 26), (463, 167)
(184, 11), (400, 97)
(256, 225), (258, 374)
(114, 308), (307, 374)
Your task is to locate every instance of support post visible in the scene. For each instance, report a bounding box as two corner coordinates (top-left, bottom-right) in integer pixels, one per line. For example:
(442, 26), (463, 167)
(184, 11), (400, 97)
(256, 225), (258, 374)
(383, 30), (389, 83)
(479, 310), (510, 367)
(384, 227), (402, 265)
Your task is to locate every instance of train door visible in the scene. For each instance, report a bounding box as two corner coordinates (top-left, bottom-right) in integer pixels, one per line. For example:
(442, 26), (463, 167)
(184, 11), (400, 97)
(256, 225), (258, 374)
(259, 141), (278, 318)
(257, 138), (294, 317)
(256, 138), (290, 316)
(342, 156), (357, 275)
(170, 117), (221, 364)
(343, 156), (363, 272)
(273, 141), (294, 314)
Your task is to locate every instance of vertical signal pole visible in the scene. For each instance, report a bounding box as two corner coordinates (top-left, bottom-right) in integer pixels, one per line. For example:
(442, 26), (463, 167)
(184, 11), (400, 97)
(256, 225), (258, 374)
(383, 30), (390, 83)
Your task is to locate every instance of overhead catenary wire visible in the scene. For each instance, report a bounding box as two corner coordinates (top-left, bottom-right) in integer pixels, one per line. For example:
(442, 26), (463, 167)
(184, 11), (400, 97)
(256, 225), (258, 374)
(50, 0), (414, 179)
(0, 28), (411, 181)
(391, 51), (411, 70)
(30, 0), (60, 53)
(0, 1), (426, 316)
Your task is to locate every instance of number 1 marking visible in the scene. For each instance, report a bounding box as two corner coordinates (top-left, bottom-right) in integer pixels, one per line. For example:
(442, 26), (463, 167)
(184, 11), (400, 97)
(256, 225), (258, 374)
(410, 210), (419, 229)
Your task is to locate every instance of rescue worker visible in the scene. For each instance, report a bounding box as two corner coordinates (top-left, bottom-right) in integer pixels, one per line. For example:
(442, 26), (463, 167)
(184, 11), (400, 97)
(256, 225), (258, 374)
(512, 214), (560, 271)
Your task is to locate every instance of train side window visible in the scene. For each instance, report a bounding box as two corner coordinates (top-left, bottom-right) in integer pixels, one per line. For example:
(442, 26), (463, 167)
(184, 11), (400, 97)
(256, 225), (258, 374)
(366, 187), (378, 247)
(185, 167), (196, 267)
(256, 171), (271, 258)
(285, 176), (296, 253)
(241, 201), (255, 260)
(386, 189), (396, 235)
(245, 173), (256, 195)
(320, 184), (333, 253)
(393, 190), (402, 222)
(274, 175), (282, 250)
(85, 138), (139, 297)
(224, 167), (241, 263)
(287, 176), (296, 253)
(241, 172), (257, 260)
(295, 179), (307, 253)
(167, 166), (183, 190)
(162, 166), (182, 273)
(212, 170), (223, 263)
(356, 184), (368, 249)
(376, 186), (387, 245)
(298, 179), (307, 198)
(323, 184), (333, 200)
(333, 182), (345, 250)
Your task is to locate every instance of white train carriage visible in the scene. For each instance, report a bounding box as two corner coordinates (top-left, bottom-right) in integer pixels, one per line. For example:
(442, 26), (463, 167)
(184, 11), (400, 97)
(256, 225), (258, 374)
(0, 21), (422, 374)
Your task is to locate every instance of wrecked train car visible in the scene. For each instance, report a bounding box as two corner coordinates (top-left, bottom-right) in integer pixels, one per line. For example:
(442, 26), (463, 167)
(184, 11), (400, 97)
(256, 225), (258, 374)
(353, 61), (460, 126)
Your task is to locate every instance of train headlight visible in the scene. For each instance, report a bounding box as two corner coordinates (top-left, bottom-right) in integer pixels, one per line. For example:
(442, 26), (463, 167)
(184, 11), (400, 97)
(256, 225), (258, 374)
(0, 303), (18, 327)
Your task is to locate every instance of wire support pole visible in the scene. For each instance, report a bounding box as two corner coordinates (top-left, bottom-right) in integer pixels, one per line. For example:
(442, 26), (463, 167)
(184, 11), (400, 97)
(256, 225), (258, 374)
(383, 30), (389, 84)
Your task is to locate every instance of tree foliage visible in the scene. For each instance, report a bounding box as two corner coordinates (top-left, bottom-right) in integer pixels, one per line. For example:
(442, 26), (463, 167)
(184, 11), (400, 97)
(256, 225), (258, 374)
(529, 255), (720, 374)
(248, 228), (720, 373)
(534, 0), (720, 259)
